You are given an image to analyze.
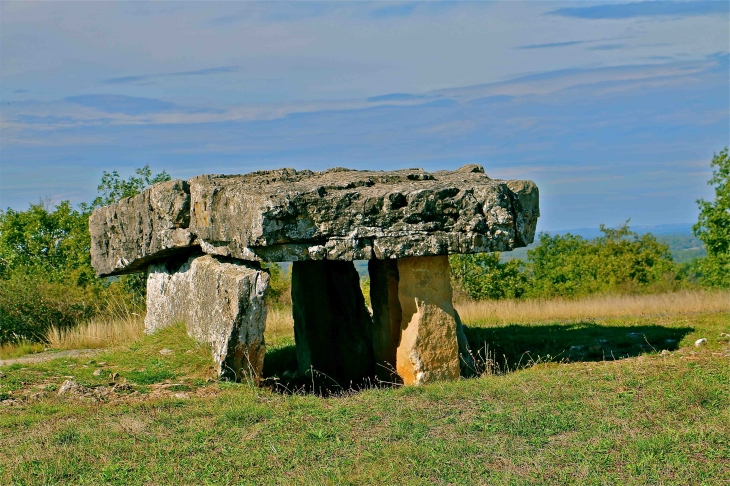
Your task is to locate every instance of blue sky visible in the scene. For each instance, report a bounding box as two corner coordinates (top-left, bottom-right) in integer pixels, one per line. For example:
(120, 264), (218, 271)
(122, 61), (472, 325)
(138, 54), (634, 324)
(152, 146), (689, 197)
(1, 1), (728, 231)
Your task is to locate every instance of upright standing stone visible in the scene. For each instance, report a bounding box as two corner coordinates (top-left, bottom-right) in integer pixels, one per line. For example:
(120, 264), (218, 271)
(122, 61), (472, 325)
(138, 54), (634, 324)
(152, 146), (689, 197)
(291, 260), (375, 384)
(395, 256), (460, 385)
(369, 255), (474, 384)
(146, 254), (269, 381)
(368, 259), (402, 381)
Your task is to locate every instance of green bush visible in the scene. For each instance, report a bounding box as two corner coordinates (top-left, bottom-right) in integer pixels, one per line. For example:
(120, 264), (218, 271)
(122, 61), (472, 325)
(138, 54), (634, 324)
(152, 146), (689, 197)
(450, 223), (680, 301)
(450, 253), (529, 300)
(0, 271), (99, 342)
(262, 262), (292, 308)
(527, 223), (678, 298)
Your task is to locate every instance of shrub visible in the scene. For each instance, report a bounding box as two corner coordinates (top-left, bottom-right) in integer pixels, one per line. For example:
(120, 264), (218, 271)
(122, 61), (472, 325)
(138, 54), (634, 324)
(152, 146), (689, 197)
(0, 271), (99, 342)
(527, 223), (678, 298)
(450, 223), (680, 301)
(450, 253), (529, 300)
(262, 263), (292, 308)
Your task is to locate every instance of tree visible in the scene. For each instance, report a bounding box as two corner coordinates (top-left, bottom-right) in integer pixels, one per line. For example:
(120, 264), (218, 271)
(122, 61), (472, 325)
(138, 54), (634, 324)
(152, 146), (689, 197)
(84, 165), (171, 211)
(450, 253), (529, 300)
(693, 148), (730, 287)
(0, 200), (93, 285)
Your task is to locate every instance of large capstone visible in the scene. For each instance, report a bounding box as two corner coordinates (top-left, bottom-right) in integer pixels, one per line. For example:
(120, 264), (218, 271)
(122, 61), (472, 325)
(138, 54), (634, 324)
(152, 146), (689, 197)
(291, 260), (374, 384)
(145, 254), (269, 381)
(90, 165), (538, 276)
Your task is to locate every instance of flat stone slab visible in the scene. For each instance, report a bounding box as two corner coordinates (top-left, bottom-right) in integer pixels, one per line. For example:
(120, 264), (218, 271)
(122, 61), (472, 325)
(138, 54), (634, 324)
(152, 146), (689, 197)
(91, 164), (539, 276)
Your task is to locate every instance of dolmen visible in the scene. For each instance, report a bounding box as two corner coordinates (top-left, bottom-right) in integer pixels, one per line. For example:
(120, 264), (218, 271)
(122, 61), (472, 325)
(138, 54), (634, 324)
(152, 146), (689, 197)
(89, 165), (539, 386)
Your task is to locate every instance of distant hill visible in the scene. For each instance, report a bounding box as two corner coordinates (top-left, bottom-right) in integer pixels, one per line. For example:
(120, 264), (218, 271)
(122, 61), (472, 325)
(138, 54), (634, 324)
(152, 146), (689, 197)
(548, 223), (695, 239)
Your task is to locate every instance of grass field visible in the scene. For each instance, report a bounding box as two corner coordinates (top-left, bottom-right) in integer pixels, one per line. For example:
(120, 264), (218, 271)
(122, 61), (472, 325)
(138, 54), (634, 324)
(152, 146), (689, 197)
(1, 292), (728, 484)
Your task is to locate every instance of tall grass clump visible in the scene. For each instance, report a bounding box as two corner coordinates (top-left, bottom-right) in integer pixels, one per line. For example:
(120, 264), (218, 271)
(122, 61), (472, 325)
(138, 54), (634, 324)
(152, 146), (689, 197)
(455, 289), (730, 326)
(45, 296), (145, 350)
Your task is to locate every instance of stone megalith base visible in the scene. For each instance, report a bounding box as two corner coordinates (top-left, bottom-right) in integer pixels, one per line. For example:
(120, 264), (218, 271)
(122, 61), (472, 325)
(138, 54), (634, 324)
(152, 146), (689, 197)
(291, 260), (375, 384)
(145, 254), (269, 381)
(370, 255), (473, 385)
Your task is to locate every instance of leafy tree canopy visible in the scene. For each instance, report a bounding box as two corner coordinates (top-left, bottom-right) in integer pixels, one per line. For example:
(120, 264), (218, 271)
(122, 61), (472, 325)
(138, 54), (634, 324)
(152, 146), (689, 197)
(693, 147), (730, 287)
(84, 165), (171, 212)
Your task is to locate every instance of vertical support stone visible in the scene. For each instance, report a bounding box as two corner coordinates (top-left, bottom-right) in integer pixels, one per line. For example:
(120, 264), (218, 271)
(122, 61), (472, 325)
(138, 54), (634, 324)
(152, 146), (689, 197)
(145, 254), (269, 382)
(291, 260), (374, 384)
(369, 255), (474, 385)
(395, 255), (461, 385)
(368, 259), (402, 381)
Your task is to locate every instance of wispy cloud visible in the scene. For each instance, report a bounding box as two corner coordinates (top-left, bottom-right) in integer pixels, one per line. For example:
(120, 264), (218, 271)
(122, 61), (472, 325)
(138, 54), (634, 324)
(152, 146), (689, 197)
(5, 55), (724, 133)
(366, 93), (426, 102)
(587, 44), (626, 51)
(101, 66), (241, 85)
(64, 94), (176, 115)
(517, 41), (588, 50)
(548, 1), (729, 20)
(370, 3), (419, 19)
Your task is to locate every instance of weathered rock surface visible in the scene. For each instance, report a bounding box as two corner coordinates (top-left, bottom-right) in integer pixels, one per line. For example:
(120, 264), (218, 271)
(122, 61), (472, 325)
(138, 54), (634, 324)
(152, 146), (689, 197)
(191, 165), (539, 262)
(90, 165), (539, 275)
(90, 180), (193, 276)
(394, 256), (461, 385)
(145, 254), (269, 381)
(291, 260), (374, 383)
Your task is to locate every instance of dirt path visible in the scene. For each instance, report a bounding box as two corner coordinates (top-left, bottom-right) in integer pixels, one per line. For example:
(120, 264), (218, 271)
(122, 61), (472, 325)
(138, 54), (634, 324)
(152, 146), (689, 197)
(0, 349), (104, 367)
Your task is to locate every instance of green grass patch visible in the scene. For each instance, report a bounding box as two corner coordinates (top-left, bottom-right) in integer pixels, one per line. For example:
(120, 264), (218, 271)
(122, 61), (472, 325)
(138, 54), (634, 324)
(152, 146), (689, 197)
(0, 312), (728, 484)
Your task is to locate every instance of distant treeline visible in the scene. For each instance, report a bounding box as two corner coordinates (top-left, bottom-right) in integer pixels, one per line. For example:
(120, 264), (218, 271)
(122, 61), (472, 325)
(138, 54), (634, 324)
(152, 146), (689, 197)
(451, 148), (729, 300)
(500, 233), (706, 265)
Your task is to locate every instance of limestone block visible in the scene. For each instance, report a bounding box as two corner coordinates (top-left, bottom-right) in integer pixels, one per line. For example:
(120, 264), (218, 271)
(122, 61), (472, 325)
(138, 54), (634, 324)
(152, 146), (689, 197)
(90, 179), (193, 277)
(396, 256), (461, 385)
(145, 254), (269, 381)
(291, 260), (374, 383)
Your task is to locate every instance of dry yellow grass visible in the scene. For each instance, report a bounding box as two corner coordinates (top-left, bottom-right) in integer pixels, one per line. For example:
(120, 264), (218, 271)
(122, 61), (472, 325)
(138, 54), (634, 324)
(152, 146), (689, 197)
(46, 313), (145, 350)
(454, 289), (730, 325)
(265, 307), (295, 339)
(0, 340), (46, 360)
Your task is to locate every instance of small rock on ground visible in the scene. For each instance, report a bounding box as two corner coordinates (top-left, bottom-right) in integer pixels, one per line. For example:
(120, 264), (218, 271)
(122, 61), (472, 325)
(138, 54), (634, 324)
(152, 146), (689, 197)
(58, 380), (83, 396)
(159, 348), (173, 355)
(695, 338), (708, 347)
